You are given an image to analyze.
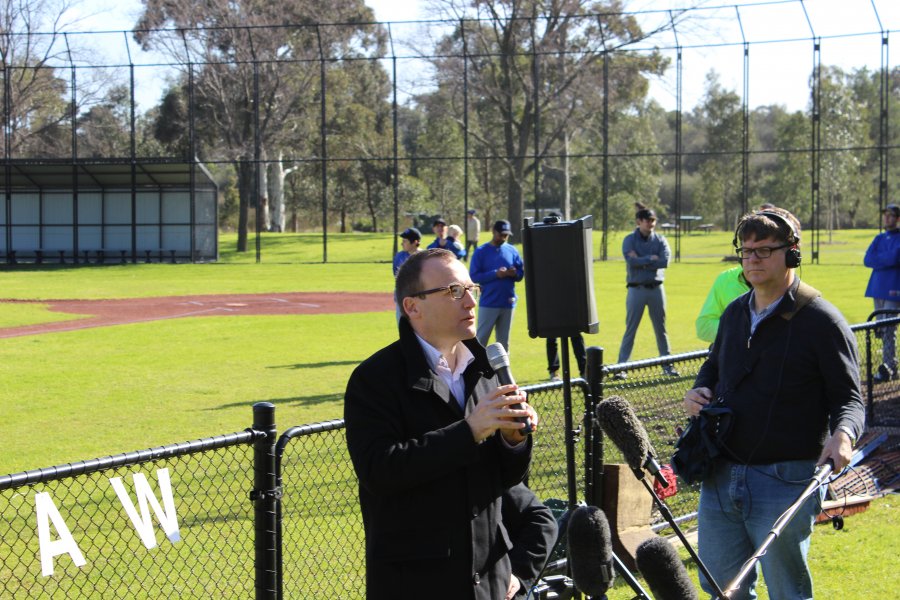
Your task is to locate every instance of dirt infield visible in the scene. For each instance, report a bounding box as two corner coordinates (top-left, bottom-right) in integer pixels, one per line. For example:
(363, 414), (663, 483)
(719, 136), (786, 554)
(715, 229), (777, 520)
(0, 292), (395, 339)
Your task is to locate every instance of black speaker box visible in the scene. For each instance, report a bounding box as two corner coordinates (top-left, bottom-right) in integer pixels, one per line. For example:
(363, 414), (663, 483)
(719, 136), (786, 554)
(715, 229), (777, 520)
(522, 215), (599, 338)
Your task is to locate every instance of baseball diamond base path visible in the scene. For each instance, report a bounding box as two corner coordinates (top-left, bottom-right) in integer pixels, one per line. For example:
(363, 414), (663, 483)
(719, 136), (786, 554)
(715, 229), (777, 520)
(0, 292), (395, 339)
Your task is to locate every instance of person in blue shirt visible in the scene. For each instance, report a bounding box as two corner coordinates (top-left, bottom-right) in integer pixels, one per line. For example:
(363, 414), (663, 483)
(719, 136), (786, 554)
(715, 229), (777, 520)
(864, 203), (900, 382)
(393, 227), (421, 322)
(615, 204), (677, 378)
(470, 220), (524, 352)
(427, 218), (466, 260)
(393, 227), (421, 276)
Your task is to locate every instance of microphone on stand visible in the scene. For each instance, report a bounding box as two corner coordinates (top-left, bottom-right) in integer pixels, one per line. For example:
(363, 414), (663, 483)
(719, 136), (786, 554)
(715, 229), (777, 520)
(567, 505), (615, 597)
(486, 342), (533, 434)
(595, 395), (668, 488)
(636, 536), (699, 600)
(595, 395), (728, 600)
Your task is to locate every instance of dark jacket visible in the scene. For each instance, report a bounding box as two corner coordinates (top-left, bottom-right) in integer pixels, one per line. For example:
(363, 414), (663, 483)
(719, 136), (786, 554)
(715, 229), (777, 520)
(694, 278), (865, 464)
(344, 318), (533, 600)
(502, 484), (558, 599)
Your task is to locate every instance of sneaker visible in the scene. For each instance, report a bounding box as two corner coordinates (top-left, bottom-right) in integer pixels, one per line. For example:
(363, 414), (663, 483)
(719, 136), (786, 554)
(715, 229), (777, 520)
(874, 363), (894, 383)
(549, 372), (561, 382)
(662, 365), (680, 377)
(612, 371), (627, 381)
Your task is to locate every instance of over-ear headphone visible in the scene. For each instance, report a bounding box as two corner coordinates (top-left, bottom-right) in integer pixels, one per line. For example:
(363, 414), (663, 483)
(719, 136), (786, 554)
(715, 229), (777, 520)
(733, 210), (802, 268)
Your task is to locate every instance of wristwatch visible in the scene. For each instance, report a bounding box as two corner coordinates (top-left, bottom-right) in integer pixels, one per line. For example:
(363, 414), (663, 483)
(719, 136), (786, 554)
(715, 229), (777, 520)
(837, 425), (857, 447)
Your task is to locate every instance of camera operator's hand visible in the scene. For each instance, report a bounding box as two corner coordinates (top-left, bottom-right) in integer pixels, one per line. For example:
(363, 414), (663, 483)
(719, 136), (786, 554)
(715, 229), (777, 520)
(684, 387), (712, 417)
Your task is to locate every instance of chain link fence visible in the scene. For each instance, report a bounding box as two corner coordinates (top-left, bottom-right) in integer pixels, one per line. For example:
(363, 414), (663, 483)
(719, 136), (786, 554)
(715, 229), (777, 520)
(2, 320), (897, 597)
(275, 382), (589, 600)
(0, 431), (263, 599)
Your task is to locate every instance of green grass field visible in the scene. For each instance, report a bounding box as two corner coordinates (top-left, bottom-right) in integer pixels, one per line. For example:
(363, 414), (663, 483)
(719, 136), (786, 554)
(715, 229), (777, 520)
(0, 229), (876, 472)
(0, 228), (896, 598)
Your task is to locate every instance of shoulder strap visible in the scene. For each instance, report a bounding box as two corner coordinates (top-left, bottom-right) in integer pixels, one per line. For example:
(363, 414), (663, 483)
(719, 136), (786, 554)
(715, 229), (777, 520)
(781, 281), (821, 321)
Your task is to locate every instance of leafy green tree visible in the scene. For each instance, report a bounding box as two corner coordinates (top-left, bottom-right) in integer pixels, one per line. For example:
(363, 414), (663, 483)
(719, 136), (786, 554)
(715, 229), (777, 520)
(692, 72), (744, 229)
(134, 0), (386, 250)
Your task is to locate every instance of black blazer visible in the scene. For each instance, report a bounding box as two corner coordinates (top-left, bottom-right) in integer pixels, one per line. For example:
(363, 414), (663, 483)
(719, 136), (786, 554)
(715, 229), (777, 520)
(345, 318), (533, 600)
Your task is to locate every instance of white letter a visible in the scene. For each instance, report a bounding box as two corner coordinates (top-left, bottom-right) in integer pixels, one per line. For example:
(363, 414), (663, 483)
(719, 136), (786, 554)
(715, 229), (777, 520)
(35, 492), (87, 577)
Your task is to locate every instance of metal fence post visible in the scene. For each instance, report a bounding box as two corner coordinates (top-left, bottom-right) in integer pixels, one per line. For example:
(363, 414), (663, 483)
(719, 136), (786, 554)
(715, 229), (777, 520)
(584, 346), (604, 508)
(251, 402), (278, 600)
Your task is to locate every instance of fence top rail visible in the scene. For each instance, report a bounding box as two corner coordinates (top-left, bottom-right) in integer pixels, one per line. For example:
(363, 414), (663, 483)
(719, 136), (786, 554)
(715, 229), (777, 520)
(0, 429), (264, 491)
(604, 349), (710, 374)
(858, 314), (900, 328)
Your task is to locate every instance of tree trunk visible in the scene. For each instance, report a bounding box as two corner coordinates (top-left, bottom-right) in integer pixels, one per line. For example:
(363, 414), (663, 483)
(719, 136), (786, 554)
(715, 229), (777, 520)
(365, 171), (378, 232)
(269, 151), (287, 233)
(236, 159), (253, 252)
(259, 147), (270, 231)
(562, 131), (571, 220)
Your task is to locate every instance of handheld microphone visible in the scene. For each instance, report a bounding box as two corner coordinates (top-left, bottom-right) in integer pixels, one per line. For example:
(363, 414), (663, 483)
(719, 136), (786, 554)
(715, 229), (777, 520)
(486, 342), (533, 434)
(635, 536), (699, 600)
(567, 505), (616, 597)
(595, 395), (669, 489)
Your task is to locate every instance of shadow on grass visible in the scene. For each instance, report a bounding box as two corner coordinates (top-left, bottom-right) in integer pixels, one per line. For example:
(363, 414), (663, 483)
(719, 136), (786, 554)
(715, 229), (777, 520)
(210, 393), (343, 410)
(268, 360), (360, 370)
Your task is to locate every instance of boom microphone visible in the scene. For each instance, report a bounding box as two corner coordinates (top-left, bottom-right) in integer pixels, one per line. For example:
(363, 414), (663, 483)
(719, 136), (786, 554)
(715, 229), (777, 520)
(595, 396), (668, 488)
(486, 343), (533, 434)
(567, 505), (615, 597)
(635, 536), (699, 600)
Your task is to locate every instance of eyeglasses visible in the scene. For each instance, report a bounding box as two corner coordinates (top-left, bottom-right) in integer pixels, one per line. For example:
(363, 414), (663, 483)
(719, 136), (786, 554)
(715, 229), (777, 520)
(735, 243), (790, 259)
(410, 282), (481, 300)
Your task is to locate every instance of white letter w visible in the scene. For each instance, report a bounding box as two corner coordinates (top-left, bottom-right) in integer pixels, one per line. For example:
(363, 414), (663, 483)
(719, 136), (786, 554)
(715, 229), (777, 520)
(109, 468), (181, 549)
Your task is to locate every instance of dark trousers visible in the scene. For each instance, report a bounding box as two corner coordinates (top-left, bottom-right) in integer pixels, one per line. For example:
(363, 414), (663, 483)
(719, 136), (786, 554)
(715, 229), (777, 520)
(546, 334), (586, 377)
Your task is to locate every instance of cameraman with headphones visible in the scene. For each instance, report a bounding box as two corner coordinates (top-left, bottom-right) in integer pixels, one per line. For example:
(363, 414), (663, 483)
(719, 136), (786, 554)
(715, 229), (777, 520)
(683, 208), (864, 600)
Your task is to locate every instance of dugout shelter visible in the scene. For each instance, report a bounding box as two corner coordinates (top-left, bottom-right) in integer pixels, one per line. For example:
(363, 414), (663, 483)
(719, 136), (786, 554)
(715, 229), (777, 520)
(1, 160), (217, 264)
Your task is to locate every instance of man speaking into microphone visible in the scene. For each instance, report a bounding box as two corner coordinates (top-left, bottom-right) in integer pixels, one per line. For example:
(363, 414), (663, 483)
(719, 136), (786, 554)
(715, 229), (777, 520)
(683, 208), (864, 600)
(345, 248), (539, 600)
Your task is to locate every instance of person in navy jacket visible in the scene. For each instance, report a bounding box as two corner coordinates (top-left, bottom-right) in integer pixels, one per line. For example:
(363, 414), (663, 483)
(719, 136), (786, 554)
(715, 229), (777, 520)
(864, 203), (900, 381)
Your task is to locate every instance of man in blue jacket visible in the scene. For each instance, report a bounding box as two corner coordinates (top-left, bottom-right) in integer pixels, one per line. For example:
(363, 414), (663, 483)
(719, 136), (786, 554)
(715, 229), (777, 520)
(470, 220), (524, 352)
(616, 205), (677, 378)
(864, 203), (900, 382)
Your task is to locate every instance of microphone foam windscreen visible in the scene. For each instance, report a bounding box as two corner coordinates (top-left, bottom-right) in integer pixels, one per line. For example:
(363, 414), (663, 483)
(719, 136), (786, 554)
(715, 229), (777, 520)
(635, 536), (699, 600)
(486, 342), (510, 371)
(595, 395), (654, 471)
(567, 505), (615, 597)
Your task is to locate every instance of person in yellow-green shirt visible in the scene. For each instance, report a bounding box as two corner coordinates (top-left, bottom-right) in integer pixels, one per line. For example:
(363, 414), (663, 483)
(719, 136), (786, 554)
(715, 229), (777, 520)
(695, 265), (750, 343)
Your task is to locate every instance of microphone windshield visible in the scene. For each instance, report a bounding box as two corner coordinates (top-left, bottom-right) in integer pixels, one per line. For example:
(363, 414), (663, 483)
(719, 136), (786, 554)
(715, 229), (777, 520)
(635, 536), (699, 600)
(595, 395), (655, 471)
(486, 342), (510, 372)
(567, 505), (615, 597)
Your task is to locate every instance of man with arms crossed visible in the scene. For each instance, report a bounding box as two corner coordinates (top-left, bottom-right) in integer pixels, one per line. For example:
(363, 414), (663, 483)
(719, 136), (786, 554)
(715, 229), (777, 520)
(683, 208), (864, 600)
(345, 248), (538, 600)
(616, 204), (677, 377)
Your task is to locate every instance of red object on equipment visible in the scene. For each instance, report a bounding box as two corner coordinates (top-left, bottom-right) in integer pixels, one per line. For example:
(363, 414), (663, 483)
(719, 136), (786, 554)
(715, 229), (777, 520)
(654, 465), (678, 499)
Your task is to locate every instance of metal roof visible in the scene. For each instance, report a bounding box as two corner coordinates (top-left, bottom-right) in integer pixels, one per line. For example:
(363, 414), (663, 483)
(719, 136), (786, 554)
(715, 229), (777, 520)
(0, 160), (216, 190)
